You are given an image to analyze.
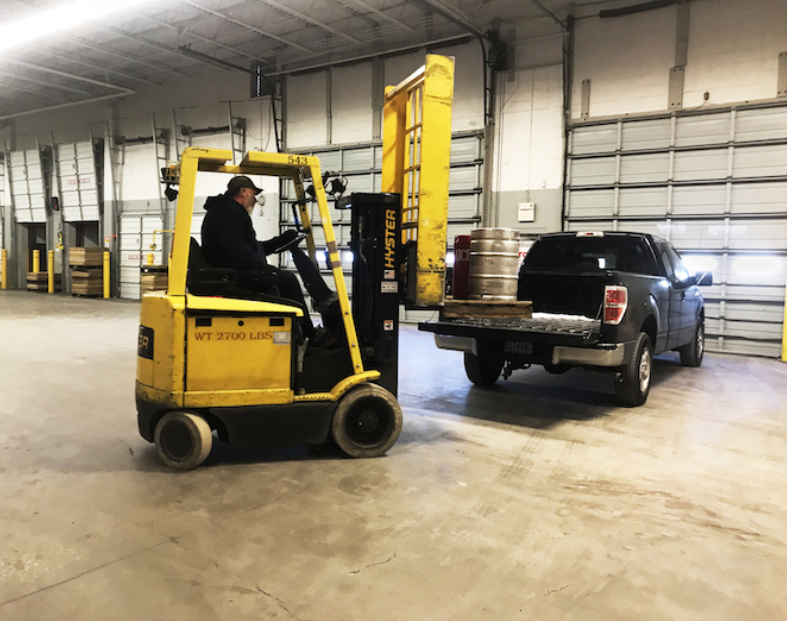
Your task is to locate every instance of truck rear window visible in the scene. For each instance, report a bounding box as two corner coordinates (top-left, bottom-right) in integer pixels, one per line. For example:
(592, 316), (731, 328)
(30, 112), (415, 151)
(524, 237), (657, 275)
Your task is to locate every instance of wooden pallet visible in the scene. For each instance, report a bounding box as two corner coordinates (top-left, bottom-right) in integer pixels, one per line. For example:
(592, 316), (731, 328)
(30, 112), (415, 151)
(26, 272), (62, 292)
(442, 298), (533, 320)
(69, 247), (104, 267)
(71, 266), (104, 296)
(72, 284), (104, 296)
(141, 273), (168, 292)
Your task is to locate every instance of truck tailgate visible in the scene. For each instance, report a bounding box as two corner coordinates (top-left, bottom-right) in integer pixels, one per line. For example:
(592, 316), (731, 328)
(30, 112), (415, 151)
(419, 314), (602, 347)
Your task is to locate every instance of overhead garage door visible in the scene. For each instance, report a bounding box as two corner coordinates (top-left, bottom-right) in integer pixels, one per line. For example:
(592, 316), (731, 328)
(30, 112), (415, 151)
(566, 104), (787, 358)
(9, 149), (47, 224)
(56, 141), (101, 222)
(119, 214), (163, 300)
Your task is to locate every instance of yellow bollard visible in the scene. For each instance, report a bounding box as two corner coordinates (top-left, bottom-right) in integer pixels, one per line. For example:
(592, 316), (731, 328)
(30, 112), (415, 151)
(782, 277), (787, 363)
(32, 249), (40, 273)
(147, 253), (155, 266)
(1, 249), (7, 289)
(103, 250), (110, 299)
(48, 250), (55, 293)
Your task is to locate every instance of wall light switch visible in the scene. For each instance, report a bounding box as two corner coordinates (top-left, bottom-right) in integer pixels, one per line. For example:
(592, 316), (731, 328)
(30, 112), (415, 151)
(518, 202), (535, 223)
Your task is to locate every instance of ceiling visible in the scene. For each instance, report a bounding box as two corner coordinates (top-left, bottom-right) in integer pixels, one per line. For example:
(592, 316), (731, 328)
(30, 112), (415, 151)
(0, 0), (612, 120)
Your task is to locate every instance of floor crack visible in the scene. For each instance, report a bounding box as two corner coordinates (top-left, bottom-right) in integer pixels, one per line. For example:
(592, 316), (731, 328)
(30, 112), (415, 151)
(349, 552), (396, 574)
(544, 583), (569, 596)
(256, 586), (311, 621)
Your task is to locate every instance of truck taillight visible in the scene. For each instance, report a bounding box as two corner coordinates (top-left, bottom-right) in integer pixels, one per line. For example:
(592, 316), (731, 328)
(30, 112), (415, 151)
(604, 286), (628, 325)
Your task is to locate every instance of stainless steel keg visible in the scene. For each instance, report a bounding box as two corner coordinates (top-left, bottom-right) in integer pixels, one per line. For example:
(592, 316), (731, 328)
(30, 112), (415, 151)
(468, 227), (520, 300)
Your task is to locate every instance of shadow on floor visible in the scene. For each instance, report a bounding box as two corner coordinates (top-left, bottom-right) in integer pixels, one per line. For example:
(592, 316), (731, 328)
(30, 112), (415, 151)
(399, 356), (689, 432)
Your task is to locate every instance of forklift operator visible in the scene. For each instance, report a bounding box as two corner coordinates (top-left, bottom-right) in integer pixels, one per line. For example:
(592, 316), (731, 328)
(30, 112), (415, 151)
(201, 175), (337, 342)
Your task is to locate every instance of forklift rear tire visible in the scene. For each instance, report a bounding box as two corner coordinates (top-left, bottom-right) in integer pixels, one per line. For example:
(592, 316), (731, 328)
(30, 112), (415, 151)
(464, 353), (503, 387)
(331, 384), (403, 458)
(154, 411), (213, 470)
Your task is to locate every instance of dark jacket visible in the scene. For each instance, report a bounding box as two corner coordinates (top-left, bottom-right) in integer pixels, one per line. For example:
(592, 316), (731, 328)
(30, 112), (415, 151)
(201, 194), (269, 271)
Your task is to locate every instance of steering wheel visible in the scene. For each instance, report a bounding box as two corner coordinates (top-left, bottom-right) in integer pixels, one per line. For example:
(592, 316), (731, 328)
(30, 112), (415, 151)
(277, 231), (309, 254)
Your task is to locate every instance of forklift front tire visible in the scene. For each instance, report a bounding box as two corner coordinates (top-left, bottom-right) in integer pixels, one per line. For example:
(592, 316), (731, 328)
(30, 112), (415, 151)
(331, 384), (403, 458)
(154, 411), (213, 470)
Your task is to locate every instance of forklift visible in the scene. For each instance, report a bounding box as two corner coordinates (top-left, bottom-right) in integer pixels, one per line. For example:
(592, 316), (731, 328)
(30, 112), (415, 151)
(135, 55), (455, 469)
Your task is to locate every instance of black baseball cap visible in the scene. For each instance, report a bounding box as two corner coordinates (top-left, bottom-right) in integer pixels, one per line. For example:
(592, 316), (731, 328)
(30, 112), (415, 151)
(226, 175), (262, 195)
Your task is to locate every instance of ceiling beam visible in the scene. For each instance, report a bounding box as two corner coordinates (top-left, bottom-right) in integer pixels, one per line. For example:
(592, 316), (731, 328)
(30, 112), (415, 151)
(529, 0), (569, 31)
(178, 46), (250, 73)
(1, 58), (136, 94)
(0, 70), (93, 95)
(0, 81), (62, 100)
(129, 11), (272, 64)
(100, 26), (229, 70)
(341, 0), (414, 31)
(178, 0), (313, 53)
(255, 0), (362, 44)
(0, 90), (41, 105)
(57, 35), (191, 78)
(29, 50), (161, 86)
(410, 0), (485, 39)
(321, 0), (379, 29)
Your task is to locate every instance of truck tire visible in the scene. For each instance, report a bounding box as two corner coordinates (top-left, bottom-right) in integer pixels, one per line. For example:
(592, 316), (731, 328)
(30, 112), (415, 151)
(464, 353), (504, 387)
(615, 333), (652, 407)
(154, 411), (213, 470)
(331, 383), (403, 458)
(679, 320), (704, 367)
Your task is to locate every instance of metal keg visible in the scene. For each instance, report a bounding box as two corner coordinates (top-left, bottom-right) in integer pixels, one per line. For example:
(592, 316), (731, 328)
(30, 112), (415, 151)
(468, 227), (520, 300)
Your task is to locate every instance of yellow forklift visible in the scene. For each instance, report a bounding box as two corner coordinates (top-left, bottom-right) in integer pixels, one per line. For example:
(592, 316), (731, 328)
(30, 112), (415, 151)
(135, 55), (454, 469)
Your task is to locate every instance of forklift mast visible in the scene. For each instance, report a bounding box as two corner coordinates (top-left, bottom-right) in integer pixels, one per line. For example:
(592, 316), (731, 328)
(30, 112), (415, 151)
(381, 54), (455, 309)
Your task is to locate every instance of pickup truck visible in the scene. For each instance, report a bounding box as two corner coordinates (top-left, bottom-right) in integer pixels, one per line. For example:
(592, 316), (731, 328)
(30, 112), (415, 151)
(419, 232), (712, 406)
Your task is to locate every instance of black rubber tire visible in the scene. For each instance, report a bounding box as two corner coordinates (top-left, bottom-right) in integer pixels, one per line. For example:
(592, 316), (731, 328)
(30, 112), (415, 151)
(331, 384), (403, 458)
(679, 320), (704, 367)
(154, 411), (212, 470)
(463, 353), (504, 387)
(544, 364), (572, 375)
(615, 333), (653, 407)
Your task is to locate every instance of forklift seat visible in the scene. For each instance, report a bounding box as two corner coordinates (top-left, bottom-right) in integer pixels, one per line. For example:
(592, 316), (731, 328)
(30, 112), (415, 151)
(186, 237), (306, 313)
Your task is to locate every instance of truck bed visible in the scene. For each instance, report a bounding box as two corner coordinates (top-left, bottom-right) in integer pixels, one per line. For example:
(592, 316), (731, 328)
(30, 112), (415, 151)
(420, 313), (602, 347)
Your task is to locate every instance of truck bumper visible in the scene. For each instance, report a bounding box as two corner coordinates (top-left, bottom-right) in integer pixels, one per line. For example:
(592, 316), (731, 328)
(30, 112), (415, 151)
(435, 334), (626, 368)
(434, 334), (477, 355)
(551, 343), (625, 367)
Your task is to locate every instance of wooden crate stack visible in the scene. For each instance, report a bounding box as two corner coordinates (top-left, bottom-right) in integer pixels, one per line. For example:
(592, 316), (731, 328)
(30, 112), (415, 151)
(70, 247), (105, 296)
(140, 265), (168, 293)
(26, 271), (61, 292)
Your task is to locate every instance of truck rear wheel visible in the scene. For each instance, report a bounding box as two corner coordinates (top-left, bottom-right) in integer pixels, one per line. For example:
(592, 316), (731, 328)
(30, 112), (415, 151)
(464, 353), (503, 387)
(615, 333), (652, 407)
(331, 383), (402, 458)
(679, 320), (704, 367)
(154, 411), (213, 470)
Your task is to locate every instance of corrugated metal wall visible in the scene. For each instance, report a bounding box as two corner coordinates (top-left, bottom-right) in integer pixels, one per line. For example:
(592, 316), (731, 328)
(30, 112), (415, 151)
(566, 104), (787, 358)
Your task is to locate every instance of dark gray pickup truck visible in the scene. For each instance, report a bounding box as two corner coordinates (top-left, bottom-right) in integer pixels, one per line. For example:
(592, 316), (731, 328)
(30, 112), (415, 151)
(419, 232), (712, 406)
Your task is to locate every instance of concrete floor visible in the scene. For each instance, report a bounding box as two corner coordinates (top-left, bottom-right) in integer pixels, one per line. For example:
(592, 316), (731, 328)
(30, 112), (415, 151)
(1, 290), (786, 620)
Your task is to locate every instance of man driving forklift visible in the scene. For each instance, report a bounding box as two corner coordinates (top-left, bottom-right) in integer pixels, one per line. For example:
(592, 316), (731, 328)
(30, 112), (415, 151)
(201, 174), (339, 344)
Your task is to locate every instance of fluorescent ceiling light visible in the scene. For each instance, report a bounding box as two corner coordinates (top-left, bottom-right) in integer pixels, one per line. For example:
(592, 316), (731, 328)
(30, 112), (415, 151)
(0, 0), (151, 55)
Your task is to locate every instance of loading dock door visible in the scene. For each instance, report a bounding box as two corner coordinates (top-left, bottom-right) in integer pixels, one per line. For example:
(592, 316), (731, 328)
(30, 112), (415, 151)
(566, 104), (787, 358)
(119, 215), (163, 299)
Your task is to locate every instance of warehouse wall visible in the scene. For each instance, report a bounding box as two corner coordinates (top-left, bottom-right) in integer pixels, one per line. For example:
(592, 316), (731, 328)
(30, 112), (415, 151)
(572, 0), (787, 118)
(285, 41), (486, 150)
(494, 28), (564, 235)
